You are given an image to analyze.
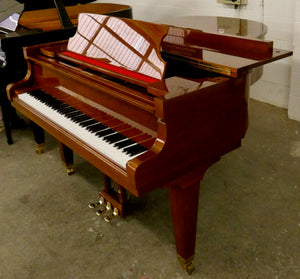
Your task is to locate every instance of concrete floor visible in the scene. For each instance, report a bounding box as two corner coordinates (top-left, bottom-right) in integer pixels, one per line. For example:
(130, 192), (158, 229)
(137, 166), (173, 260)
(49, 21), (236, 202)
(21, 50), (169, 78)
(0, 100), (299, 279)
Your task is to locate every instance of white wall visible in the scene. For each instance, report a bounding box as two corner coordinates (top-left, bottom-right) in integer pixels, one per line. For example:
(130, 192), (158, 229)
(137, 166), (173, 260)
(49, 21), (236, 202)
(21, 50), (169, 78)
(95, 0), (299, 121)
(289, 1), (300, 121)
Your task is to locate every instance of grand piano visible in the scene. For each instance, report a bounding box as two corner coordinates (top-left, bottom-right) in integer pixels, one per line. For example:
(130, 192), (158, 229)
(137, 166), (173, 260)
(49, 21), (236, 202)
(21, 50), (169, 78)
(7, 14), (292, 273)
(0, 0), (132, 145)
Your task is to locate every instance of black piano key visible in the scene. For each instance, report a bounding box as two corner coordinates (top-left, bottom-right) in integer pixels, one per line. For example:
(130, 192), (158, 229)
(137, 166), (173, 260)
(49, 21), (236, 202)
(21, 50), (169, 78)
(114, 138), (135, 149)
(103, 133), (127, 144)
(87, 123), (108, 132)
(28, 90), (41, 96)
(96, 128), (116, 137)
(68, 111), (84, 119)
(27, 90), (150, 158)
(123, 144), (147, 156)
(72, 114), (90, 123)
(51, 102), (63, 109)
(28, 91), (73, 115)
(61, 107), (78, 115)
(27, 92), (34, 98)
(79, 119), (98, 127)
(55, 103), (69, 110)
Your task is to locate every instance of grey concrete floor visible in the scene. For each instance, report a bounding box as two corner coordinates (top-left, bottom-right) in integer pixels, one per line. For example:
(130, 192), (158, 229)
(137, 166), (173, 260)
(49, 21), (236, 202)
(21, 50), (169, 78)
(0, 100), (299, 279)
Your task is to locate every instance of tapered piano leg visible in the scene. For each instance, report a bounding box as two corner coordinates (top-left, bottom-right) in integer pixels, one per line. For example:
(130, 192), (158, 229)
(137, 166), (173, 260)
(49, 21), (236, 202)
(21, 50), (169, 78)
(32, 122), (45, 154)
(58, 141), (74, 175)
(169, 181), (200, 275)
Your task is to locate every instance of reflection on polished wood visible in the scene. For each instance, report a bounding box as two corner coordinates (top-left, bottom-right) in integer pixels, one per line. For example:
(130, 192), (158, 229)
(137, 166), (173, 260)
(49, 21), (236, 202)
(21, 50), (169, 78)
(18, 3), (132, 31)
(66, 14), (166, 80)
(7, 14), (293, 273)
(159, 16), (268, 84)
(162, 25), (286, 78)
(159, 16), (267, 38)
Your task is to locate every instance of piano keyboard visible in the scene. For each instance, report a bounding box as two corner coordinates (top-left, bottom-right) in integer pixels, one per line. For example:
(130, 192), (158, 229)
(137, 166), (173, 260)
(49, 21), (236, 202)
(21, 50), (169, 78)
(18, 90), (154, 169)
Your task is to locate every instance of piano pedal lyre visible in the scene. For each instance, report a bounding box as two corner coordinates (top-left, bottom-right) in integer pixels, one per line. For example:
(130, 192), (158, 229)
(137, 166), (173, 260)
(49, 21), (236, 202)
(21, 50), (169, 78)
(89, 175), (129, 222)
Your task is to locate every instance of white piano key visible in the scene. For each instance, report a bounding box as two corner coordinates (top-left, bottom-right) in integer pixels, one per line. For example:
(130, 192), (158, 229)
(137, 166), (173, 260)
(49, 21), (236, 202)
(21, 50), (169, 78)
(19, 92), (147, 168)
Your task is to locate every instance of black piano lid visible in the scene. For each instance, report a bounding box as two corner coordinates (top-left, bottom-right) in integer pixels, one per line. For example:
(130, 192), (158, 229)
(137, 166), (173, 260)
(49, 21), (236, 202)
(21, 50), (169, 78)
(15, 0), (96, 11)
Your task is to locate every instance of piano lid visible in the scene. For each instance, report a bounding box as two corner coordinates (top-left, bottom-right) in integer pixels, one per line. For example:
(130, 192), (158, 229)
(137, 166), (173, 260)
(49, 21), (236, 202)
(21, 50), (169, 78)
(162, 26), (292, 78)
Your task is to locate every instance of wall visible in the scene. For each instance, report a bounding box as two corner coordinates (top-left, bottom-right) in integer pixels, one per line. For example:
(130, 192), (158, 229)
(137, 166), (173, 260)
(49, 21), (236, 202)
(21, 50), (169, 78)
(95, 0), (299, 121)
(289, 1), (300, 120)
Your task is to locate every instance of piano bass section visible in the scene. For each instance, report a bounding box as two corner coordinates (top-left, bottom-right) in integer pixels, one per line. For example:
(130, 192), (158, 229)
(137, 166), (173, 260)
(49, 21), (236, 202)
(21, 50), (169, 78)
(7, 14), (292, 274)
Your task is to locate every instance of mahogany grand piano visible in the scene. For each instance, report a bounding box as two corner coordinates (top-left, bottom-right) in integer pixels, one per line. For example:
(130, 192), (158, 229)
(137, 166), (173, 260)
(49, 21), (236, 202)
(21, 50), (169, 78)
(7, 14), (292, 273)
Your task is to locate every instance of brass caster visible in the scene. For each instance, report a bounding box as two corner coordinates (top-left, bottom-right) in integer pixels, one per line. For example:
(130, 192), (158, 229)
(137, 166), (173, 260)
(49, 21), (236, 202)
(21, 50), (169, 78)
(66, 166), (74, 175)
(183, 262), (195, 275)
(104, 207), (119, 223)
(35, 143), (44, 154)
(96, 201), (111, 216)
(178, 255), (195, 275)
(89, 196), (104, 209)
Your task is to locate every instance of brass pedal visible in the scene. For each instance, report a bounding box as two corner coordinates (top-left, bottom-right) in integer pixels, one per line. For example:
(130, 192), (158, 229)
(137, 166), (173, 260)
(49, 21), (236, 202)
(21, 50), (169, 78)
(104, 207), (119, 223)
(88, 196), (105, 209)
(96, 201), (111, 216)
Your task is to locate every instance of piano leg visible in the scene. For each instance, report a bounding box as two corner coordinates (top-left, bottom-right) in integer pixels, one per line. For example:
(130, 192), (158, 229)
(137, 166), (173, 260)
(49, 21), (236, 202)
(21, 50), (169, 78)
(32, 122), (45, 154)
(169, 181), (200, 275)
(0, 86), (25, 145)
(58, 142), (74, 175)
(1, 104), (13, 145)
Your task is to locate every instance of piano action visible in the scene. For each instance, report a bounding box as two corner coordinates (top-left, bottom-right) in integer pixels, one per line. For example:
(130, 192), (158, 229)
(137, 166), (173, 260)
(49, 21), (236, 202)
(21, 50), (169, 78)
(7, 14), (293, 273)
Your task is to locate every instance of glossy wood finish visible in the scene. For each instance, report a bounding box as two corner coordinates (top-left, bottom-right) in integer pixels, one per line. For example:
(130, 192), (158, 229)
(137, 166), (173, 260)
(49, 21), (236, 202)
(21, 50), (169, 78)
(19, 3), (132, 31)
(159, 16), (268, 38)
(162, 26), (292, 78)
(169, 182), (200, 274)
(159, 15), (268, 84)
(7, 16), (293, 273)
